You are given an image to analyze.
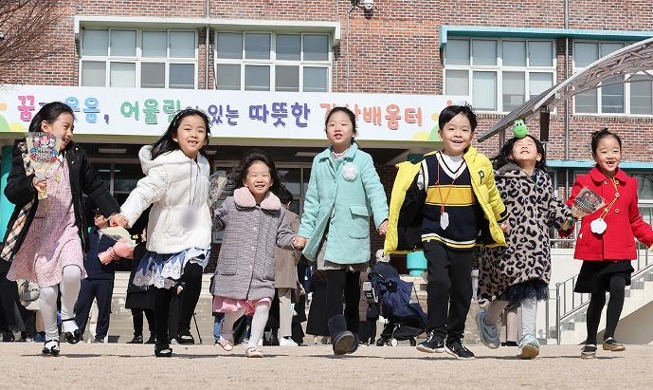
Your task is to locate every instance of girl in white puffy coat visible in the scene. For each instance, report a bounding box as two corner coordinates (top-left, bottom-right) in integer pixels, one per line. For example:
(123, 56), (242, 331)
(117, 109), (212, 357)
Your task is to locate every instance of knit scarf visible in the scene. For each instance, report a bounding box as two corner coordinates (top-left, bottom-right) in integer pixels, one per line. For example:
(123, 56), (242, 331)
(1, 142), (36, 262)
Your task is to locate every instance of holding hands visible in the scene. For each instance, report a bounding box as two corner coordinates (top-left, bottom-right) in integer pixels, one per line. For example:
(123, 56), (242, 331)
(292, 236), (307, 249)
(377, 220), (388, 236)
(109, 213), (129, 228)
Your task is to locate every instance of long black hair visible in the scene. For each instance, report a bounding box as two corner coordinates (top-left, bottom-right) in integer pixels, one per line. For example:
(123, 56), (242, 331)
(151, 108), (211, 160)
(493, 134), (547, 172)
(231, 149), (283, 196)
(28, 101), (75, 133)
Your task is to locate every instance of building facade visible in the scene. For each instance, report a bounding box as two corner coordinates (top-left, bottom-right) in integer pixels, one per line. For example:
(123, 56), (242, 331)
(2, 0), (653, 268)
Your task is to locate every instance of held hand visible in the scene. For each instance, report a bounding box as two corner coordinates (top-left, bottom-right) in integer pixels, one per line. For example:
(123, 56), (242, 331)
(32, 177), (47, 199)
(292, 236), (307, 249)
(500, 222), (509, 233)
(377, 220), (389, 236)
(109, 213), (129, 228)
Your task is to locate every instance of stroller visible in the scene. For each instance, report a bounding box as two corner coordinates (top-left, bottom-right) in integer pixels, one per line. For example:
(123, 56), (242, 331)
(366, 261), (427, 346)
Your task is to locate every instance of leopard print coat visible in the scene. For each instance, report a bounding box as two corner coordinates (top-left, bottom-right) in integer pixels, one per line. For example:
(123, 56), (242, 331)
(477, 163), (572, 302)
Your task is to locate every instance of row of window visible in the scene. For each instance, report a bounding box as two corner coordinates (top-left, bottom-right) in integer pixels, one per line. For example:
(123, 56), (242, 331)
(79, 28), (653, 115)
(444, 38), (653, 115)
(80, 29), (330, 92)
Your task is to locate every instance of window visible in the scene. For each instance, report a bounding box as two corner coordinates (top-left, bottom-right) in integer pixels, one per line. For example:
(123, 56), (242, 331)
(215, 32), (330, 92)
(574, 41), (653, 115)
(80, 29), (197, 89)
(444, 38), (556, 113)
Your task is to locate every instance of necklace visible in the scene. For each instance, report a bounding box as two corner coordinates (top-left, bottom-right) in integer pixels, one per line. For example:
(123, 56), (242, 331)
(590, 177), (620, 235)
(436, 153), (465, 230)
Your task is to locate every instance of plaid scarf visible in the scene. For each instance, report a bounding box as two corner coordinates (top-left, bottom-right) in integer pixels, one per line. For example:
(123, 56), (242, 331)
(1, 142), (35, 262)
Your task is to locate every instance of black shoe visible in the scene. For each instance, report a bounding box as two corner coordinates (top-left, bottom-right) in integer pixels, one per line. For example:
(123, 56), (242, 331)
(445, 339), (475, 360)
(93, 338), (105, 343)
(61, 319), (82, 344)
(581, 344), (597, 359)
(127, 335), (143, 344)
(268, 334), (280, 346)
(347, 334), (359, 354)
(145, 334), (156, 344)
(177, 329), (195, 345)
(416, 331), (445, 353)
(155, 343), (173, 357)
(2, 331), (15, 342)
(42, 340), (60, 357)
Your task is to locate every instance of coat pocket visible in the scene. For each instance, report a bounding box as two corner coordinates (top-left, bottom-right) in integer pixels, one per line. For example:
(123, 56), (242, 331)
(218, 257), (237, 276)
(348, 205), (370, 239)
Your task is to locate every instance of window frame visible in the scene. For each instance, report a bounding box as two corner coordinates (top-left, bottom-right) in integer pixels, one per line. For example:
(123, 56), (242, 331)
(573, 40), (653, 116)
(443, 37), (557, 114)
(214, 31), (332, 92)
(80, 28), (199, 89)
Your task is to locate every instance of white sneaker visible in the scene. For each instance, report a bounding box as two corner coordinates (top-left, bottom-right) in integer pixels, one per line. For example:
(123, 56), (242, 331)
(279, 337), (298, 347)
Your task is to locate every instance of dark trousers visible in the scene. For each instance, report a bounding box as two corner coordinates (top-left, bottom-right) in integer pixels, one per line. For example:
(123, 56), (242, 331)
(177, 263), (203, 334)
(74, 278), (114, 340)
(154, 287), (174, 345)
(423, 240), (473, 341)
(131, 308), (155, 337)
(326, 269), (361, 334)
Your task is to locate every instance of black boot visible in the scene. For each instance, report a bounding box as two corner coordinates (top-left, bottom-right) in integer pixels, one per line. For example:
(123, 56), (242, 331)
(328, 315), (355, 356)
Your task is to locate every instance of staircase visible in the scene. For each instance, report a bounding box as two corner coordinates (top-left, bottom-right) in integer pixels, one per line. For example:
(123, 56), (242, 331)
(548, 250), (653, 345)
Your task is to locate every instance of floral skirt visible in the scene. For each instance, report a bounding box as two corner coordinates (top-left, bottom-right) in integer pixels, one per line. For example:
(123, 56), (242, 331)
(212, 296), (272, 316)
(133, 247), (210, 290)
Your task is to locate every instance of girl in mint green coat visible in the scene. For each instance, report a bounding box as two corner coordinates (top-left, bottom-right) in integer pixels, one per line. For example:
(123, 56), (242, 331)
(296, 106), (388, 355)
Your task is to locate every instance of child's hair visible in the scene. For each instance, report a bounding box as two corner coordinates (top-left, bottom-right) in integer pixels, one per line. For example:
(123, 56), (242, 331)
(232, 149), (283, 195)
(438, 104), (477, 132)
(324, 106), (357, 137)
(279, 186), (294, 205)
(28, 101), (75, 133)
(151, 108), (211, 160)
(493, 134), (547, 172)
(591, 127), (622, 156)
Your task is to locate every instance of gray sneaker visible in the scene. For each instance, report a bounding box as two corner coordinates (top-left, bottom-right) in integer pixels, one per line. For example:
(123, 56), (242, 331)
(475, 310), (500, 349)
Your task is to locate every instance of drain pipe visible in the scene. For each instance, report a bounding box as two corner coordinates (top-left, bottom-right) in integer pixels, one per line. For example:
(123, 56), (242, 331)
(564, 0), (570, 195)
(205, 0), (210, 89)
(345, 1), (356, 92)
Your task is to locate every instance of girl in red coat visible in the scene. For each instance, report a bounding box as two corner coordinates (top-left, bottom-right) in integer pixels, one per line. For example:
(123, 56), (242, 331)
(565, 128), (653, 359)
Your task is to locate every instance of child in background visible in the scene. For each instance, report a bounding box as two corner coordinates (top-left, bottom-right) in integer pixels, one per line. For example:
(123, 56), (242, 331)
(211, 150), (297, 358)
(74, 206), (122, 343)
(475, 129), (573, 359)
(294, 106), (388, 356)
(116, 108), (213, 357)
(563, 128), (653, 359)
(388, 104), (508, 360)
(2, 102), (121, 356)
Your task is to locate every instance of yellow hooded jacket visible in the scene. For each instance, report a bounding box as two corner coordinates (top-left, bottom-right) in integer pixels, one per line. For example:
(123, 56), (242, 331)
(384, 146), (507, 254)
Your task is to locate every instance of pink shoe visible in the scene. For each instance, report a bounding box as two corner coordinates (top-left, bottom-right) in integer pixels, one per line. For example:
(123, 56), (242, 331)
(218, 337), (233, 352)
(245, 347), (263, 358)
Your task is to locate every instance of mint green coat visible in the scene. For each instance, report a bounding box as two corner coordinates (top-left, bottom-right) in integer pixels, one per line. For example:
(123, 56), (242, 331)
(298, 142), (388, 264)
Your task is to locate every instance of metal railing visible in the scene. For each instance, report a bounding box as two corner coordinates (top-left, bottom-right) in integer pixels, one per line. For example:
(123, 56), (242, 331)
(546, 204), (653, 344)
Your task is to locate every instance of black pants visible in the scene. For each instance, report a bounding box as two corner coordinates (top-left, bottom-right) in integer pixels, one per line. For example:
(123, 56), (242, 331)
(154, 287), (174, 345)
(177, 263), (203, 334)
(74, 278), (115, 340)
(326, 269), (361, 334)
(423, 240), (473, 341)
(131, 308), (155, 337)
(585, 275), (626, 344)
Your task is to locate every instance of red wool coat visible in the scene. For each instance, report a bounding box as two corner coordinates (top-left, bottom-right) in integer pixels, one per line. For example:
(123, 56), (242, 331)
(566, 167), (653, 261)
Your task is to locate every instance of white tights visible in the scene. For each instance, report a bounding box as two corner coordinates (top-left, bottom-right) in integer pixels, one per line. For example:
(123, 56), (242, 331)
(220, 302), (271, 348)
(38, 266), (82, 341)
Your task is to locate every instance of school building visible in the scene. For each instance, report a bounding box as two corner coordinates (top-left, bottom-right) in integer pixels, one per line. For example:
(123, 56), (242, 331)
(1, 0), (653, 345)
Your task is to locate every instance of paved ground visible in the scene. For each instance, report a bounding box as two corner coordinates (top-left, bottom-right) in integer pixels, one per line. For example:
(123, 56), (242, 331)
(2, 342), (653, 389)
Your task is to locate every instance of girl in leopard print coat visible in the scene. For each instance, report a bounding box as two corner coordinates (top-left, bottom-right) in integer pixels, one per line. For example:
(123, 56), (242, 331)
(475, 133), (573, 359)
